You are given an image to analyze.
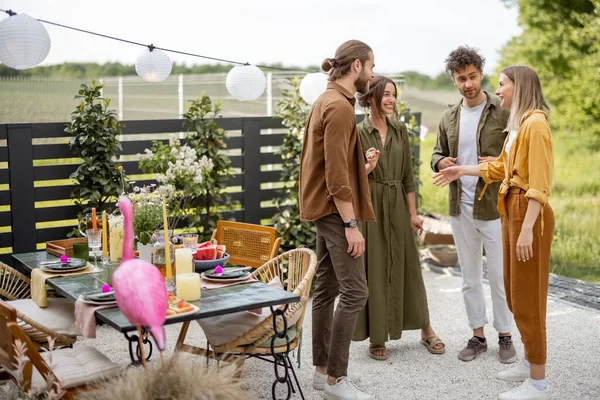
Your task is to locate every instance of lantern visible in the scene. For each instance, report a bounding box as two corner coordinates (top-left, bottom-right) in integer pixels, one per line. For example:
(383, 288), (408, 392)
(299, 72), (328, 105)
(0, 13), (51, 70)
(226, 64), (266, 101)
(135, 45), (172, 83)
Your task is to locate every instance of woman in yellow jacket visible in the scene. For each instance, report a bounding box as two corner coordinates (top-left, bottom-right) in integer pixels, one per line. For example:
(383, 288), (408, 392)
(433, 65), (554, 400)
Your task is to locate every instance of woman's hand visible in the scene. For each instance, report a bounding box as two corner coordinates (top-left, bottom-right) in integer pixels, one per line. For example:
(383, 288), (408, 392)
(478, 156), (497, 164)
(516, 228), (533, 262)
(410, 215), (424, 235)
(432, 166), (462, 187)
(365, 148), (380, 173)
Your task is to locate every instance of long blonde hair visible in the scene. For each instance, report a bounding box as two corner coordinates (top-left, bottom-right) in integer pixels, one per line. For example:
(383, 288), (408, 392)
(502, 65), (550, 131)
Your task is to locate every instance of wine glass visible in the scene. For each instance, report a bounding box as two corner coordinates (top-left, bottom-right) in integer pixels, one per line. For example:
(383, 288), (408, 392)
(87, 228), (102, 265)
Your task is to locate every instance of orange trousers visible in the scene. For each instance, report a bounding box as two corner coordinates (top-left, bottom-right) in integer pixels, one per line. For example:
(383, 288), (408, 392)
(501, 188), (554, 365)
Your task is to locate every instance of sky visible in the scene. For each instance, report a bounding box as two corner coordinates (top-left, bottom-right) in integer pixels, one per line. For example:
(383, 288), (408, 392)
(0, 0), (522, 76)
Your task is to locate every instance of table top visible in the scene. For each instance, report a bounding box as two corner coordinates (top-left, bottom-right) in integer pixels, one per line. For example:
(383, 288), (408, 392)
(12, 251), (300, 333)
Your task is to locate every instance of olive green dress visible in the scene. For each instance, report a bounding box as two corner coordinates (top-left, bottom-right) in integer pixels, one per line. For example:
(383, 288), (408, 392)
(353, 116), (430, 345)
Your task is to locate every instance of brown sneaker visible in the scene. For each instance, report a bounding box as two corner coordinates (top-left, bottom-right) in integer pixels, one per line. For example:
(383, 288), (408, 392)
(498, 336), (518, 364)
(458, 336), (487, 361)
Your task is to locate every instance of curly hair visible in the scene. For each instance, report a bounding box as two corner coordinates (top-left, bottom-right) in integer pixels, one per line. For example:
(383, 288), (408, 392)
(445, 46), (485, 75)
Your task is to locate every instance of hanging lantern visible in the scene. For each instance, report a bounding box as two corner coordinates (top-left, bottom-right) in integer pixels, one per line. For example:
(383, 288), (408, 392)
(135, 45), (172, 83)
(0, 12), (51, 70)
(226, 64), (266, 101)
(299, 72), (328, 105)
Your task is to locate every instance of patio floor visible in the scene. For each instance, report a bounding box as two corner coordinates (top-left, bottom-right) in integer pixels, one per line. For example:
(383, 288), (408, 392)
(2, 266), (599, 399)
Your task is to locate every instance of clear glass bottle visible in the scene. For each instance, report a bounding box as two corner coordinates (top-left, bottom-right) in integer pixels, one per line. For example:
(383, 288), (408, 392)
(152, 230), (175, 277)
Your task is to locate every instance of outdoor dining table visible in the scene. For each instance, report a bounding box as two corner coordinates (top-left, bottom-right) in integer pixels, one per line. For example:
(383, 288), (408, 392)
(12, 251), (304, 400)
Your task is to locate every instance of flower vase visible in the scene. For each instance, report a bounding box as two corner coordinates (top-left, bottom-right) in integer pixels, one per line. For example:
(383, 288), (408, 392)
(137, 242), (153, 263)
(152, 230), (174, 277)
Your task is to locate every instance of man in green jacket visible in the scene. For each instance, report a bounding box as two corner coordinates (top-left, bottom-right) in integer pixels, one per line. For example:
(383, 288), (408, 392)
(431, 46), (516, 364)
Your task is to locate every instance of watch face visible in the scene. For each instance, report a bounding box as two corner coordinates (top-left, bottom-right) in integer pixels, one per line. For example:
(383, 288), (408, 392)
(349, 219), (358, 228)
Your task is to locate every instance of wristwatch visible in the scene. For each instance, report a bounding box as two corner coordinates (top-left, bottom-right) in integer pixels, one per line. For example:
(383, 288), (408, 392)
(343, 218), (358, 228)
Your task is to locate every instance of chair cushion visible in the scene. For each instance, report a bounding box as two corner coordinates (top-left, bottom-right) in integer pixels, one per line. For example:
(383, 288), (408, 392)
(31, 346), (121, 391)
(257, 326), (298, 348)
(10, 298), (81, 337)
(198, 276), (303, 346)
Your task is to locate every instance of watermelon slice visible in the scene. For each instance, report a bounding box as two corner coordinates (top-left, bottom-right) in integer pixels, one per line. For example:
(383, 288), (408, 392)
(216, 244), (226, 258)
(194, 245), (218, 260)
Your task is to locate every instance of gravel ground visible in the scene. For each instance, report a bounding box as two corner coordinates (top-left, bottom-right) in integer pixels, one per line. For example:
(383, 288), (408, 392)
(2, 268), (599, 399)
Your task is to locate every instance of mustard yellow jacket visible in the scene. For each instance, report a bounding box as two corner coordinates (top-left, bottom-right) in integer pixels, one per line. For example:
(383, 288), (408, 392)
(478, 109), (553, 216)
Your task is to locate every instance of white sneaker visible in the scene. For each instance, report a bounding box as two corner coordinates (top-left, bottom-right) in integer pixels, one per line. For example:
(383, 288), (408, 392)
(323, 376), (373, 400)
(498, 379), (549, 399)
(314, 370), (327, 390)
(497, 363), (530, 382)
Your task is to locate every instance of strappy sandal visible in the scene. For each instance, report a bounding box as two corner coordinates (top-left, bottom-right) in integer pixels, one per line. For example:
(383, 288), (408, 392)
(368, 344), (388, 360)
(421, 334), (446, 354)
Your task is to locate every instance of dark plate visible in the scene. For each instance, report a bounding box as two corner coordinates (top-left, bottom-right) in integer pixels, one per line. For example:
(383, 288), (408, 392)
(204, 269), (250, 280)
(45, 258), (87, 270)
(84, 292), (116, 302)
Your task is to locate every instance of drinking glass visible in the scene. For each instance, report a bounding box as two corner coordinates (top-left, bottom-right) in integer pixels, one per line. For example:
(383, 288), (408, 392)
(87, 228), (102, 263)
(181, 233), (199, 255)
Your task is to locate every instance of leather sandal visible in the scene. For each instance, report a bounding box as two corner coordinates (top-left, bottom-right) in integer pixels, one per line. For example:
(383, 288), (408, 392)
(421, 334), (446, 354)
(368, 344), (388, 360)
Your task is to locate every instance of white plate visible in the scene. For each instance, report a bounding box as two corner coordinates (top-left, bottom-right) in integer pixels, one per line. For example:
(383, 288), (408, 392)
(41, 264), (89, 274)
(77, 294), (117, 306)
(166, 303), (199, 319)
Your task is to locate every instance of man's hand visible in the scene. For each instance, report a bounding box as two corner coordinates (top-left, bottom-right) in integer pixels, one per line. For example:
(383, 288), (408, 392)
(345, 227), (365, 259)
(436, 157), (458, 171)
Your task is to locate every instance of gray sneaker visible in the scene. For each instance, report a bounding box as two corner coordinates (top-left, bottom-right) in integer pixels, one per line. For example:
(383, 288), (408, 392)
(498, 336), (518, 364)
(458, 336), (488, 361)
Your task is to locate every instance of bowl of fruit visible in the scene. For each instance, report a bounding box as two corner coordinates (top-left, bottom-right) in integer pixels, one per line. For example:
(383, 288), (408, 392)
(193, 240), (230, 272)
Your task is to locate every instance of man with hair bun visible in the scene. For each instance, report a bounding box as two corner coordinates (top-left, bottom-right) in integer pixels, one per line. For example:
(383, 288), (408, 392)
(300, 39), (376, 400)
(431, 46), (516, 364)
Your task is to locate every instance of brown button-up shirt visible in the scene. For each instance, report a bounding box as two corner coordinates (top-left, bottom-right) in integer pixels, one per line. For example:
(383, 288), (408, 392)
(299, 82), (375, 222)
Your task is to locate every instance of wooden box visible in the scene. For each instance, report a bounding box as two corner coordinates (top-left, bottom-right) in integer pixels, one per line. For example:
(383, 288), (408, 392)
(46, 237), (88, 258)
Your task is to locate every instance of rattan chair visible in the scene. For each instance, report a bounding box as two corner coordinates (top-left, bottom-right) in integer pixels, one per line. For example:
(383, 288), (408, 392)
(0, 263), (78, 349)
(175, 247), (317, 381)
(211, 220), (281, 268)
(0, 300), (120, 399)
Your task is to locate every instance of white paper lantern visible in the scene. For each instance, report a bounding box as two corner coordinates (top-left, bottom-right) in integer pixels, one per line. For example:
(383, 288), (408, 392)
(226, 65), (266, 101)
(0, 13), (51, 70)
(299, 72), (328, 105)
(135, 46), (172, 83)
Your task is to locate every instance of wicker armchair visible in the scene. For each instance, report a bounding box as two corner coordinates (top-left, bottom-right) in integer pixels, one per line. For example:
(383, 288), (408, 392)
(0, 300), (120, 399)
(0, 263), (78, 349)
(175, 247), (317, 379)
(211, 220), (281, 268)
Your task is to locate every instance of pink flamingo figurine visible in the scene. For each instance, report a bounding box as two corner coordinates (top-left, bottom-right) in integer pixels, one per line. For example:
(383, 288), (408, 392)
(112, 196), (168, 370)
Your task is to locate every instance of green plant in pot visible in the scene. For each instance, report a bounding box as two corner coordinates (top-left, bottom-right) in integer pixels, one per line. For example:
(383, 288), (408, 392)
(66, 80), (127, 216)
(130, 185), (163, 261)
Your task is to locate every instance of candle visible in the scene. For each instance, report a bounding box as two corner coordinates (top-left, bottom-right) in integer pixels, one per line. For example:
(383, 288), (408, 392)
(162, 195), (172, 278)
(176, 273), (201, 301)
(175, 248), (193, 275)
(102, 211), (108, 257)
(109, 216), (124, 262)
(91, 208), (97, 229)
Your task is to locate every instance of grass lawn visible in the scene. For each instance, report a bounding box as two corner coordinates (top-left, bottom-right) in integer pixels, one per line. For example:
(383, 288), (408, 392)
(419, 132), (600, 283)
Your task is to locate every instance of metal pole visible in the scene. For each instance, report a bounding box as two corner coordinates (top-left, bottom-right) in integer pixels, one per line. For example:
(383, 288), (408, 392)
(118, 76), (123, 120)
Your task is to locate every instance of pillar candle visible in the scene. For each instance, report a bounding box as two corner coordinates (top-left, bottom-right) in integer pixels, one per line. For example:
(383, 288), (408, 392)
(175, 248), (193, 275)
(91, 208), (97, 229)
(162, 195), (172, 278)
(176, 273), (201, 301)
(109, 216), (124, 262)
(102, 211), (108, 257)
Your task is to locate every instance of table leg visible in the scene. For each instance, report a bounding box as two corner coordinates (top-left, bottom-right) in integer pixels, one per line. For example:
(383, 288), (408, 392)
(124, 329), (153, 365)
(270, 305), (305, 400)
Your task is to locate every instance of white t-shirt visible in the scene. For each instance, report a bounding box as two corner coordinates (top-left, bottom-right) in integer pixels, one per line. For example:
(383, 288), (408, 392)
(505, 129), (519, 156)
(458, 101), (487, 204)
